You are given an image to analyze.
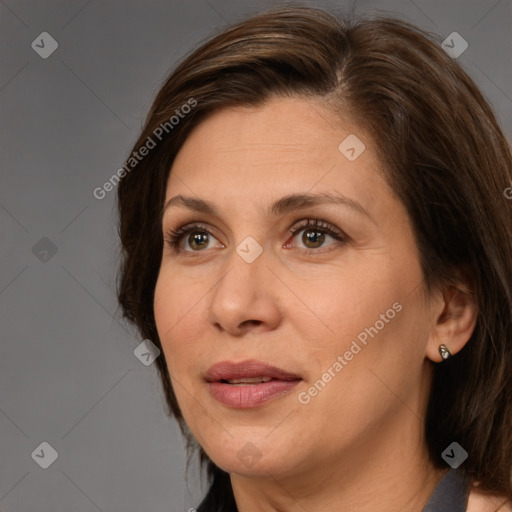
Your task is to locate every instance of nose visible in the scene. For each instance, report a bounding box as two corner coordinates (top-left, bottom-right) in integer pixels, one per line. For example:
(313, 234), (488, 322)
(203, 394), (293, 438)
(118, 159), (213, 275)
(207, 245), (282, 336)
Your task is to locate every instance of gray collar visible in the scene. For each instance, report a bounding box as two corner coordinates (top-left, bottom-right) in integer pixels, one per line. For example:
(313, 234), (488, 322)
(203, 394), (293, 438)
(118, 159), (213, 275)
(422, 468), (470, 512)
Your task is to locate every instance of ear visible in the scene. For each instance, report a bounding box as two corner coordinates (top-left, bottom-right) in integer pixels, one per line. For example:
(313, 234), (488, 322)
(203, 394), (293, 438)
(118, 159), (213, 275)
(426, 280), (479, 363)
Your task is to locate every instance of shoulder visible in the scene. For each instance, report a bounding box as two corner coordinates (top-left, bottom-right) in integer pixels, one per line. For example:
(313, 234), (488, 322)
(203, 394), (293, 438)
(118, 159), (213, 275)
(466, 485), (512, 512)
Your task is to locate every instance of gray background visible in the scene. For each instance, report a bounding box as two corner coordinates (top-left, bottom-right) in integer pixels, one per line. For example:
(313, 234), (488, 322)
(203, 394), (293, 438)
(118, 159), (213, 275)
(0, 0), (510, 511)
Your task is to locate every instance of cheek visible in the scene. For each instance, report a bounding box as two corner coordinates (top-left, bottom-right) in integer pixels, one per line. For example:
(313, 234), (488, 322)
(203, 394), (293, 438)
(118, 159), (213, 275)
(290, 255), (425, 402)
(153, 267), (206, 373)
(153, 268), (223, 447)
(286, 261), (403, 353)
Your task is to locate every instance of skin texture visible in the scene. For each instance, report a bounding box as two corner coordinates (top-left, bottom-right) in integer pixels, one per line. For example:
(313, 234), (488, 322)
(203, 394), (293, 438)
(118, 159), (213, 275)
(467, 485), (512, 512)
(153, 97), (482, 511)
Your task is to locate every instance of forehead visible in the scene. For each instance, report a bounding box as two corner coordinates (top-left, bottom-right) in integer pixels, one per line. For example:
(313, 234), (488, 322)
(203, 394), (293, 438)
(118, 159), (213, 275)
(165, 96), (385, 209)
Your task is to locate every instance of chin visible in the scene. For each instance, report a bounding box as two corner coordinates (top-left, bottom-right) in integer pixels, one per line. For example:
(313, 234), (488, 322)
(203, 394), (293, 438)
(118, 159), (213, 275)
(204, 433), (300, 477)
(213, 452), (286, 478)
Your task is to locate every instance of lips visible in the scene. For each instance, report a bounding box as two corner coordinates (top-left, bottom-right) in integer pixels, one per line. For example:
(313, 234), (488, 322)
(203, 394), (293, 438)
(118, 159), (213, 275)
(205, 360), (301, 383)
(205, 360), (302, 408)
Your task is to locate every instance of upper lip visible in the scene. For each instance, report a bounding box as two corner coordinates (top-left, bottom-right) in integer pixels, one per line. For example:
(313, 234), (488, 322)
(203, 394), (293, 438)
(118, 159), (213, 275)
(205, 359), (302, 382)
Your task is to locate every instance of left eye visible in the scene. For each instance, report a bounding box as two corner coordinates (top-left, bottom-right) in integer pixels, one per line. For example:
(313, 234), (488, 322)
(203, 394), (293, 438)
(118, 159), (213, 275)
(294, 228), (335, 249)
(288, 225), (344, 250)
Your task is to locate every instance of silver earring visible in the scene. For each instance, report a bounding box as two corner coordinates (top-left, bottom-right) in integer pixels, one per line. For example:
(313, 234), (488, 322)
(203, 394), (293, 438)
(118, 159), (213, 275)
(439, 344), (452, 360)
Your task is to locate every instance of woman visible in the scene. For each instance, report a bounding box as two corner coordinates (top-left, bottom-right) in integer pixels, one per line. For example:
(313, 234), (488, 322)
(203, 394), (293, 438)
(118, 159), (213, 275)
(116, 5), (512, 511)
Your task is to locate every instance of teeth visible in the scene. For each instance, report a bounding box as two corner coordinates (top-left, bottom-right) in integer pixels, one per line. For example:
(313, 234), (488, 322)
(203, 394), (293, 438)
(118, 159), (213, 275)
(226, 376), (272, 385)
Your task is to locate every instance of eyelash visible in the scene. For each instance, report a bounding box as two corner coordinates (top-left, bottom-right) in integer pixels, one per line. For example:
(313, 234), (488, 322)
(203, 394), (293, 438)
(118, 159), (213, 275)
(163, 219), (347, 254)
(164, 222), (211, 251)
(287, 219), (347, 249)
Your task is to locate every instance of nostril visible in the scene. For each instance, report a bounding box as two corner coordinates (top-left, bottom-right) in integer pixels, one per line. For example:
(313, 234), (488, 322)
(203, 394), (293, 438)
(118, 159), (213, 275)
(240, 319), (262, 328)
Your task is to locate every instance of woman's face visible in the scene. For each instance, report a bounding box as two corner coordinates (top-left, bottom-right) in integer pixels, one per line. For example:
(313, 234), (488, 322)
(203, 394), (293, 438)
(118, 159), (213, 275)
(154, 96), (439, 479)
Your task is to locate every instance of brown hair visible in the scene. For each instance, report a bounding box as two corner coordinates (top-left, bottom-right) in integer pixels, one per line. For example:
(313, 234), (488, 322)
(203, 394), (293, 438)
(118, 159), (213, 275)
(116, 5), (512, 510)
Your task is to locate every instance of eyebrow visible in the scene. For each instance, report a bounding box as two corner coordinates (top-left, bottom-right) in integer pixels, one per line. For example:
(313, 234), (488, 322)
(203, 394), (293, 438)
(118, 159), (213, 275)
(162, 192), (373, 222)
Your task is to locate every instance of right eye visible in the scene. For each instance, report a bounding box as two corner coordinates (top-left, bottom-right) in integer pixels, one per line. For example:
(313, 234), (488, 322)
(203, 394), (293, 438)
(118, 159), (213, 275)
(164, 223), (223, 253)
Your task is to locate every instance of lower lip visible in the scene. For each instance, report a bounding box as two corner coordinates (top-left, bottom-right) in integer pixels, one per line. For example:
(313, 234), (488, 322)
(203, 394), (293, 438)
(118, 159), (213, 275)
(207, 379), (301, 408)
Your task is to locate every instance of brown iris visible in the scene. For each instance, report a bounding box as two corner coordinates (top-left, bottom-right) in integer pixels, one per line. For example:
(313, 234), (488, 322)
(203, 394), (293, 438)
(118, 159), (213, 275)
(188, 232), (209, 250)
(302, 229), (325, 248)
